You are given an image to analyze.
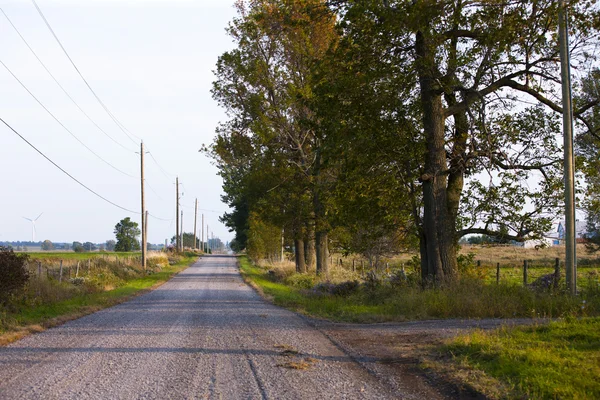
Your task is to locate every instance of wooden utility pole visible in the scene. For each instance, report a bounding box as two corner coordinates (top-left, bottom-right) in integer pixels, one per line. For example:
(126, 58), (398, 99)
(559, 0), (577, 294)
(201, 214), (205, 252)
(194, 198), (198, 251)
(140, 142), (146, 270)
(175, 176), (180, 252)
(207, 225), (209, 253)
(144, 210), (149, 258)
(180, 210), (184, 251)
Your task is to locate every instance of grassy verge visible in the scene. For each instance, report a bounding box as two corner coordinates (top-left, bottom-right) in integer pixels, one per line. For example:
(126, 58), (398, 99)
(0, 254), (197, 345)
(430, 317), (600, 399)
(239, 256), (600, 322)
(23, 252), (140, 261)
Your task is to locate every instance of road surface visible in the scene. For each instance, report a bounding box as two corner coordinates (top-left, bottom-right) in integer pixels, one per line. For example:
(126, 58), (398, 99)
(0, 255), (402, 399)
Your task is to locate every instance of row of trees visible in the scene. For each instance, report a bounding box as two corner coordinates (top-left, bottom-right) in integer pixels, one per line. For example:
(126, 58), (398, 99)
(207, 0), (600, 283)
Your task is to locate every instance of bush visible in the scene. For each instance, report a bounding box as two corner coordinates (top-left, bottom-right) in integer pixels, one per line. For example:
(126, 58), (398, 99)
(0, 246), (30, 304)
(312, 280), (360, 296)
(285, 273), (316, 289)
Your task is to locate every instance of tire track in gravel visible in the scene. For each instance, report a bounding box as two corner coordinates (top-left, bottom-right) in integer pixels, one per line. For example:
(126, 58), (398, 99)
(0, 255), (399, 399)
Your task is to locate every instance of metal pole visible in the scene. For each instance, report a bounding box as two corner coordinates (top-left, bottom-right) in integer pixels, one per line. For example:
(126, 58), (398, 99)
(559, 0), (577, 294)
(140, 142), (146, 270)
(176, 176), (180, 252)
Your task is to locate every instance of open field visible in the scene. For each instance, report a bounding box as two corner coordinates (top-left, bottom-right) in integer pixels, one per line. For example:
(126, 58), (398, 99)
(20, 251), (140, 261)
(0, 252), (198, 345)
(430, 317), (600, 399)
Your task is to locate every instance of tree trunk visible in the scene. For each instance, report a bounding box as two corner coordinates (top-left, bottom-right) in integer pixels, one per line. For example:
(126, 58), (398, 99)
(315, 231), (328, 276)
(294, 238), (306, 273)
(304, 219), (316, 269)
(416, 29), (458, 283)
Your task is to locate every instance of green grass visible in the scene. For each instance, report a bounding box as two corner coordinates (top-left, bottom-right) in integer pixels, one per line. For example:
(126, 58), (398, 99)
(439, 318), (600, 399)
(239, 256), (600, 322)
(0, 255), (197, 343)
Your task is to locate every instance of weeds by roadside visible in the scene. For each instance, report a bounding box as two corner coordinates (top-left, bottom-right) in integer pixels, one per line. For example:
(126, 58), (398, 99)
(0, 252), (198, 345)
(239, 256), (600, 322)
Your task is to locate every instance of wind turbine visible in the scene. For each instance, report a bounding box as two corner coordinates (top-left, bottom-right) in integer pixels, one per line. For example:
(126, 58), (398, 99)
(22, 213), (43, 242)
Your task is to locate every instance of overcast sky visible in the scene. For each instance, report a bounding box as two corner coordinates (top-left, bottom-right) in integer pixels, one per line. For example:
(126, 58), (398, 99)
(0, 0), (238, 245)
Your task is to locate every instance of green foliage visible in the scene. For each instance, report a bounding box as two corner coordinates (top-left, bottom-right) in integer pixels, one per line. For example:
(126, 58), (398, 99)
(247, 212), (283, 262)
(442, 318), (600, 399)
(0, 247), (30, 304)
(41, 240), (54, 251)
(114, 217), (140, 252)
(72, 241), (85, 253)
(105, 240), (116, 251)
(170, 232), (200, 249)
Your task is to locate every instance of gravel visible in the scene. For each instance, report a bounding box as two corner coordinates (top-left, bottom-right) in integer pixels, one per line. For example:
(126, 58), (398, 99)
(0, 255), (397, 399)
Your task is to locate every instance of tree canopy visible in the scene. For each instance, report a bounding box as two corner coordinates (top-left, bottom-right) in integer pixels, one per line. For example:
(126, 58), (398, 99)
(114, 217), (141, 252)
(208, 0), (600, 283)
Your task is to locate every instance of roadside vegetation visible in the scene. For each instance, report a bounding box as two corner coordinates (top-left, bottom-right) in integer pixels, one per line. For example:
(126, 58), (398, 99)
(0, 247), (199, 345)
(239, 255), (600, 322)
(430, 317), (600, 399)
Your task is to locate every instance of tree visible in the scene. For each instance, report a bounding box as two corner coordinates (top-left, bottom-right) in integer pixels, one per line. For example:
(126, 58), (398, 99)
(72, 241), (84, 253)
(41, 240), (54, 251)
(83, 242), (97, 252)
(330, 0), (598, 283)
(114, 217), (141, 252)
(209, 0), (339, 275)
(105, 240), (116, 251)
(576, 69), (600, 250)
(170, 232), (200, 249)
(0, 247), (29, 304)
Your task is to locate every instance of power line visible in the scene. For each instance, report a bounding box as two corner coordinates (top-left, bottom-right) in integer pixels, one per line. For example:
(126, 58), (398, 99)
(147, 149), (175, 180)
(0, 58), (138, 179)
(29, 0), (176, 184)
(0, 7), (137, 154)
(1, 116), (138, 214)
(30, 0), (141, 145)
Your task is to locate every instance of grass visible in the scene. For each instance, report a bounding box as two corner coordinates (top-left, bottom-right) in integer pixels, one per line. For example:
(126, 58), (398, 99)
(435, 317), (600, 399)
(23, 251), (140, 261)
(0, 253), (197, 345)
(238, 256), (600, 322)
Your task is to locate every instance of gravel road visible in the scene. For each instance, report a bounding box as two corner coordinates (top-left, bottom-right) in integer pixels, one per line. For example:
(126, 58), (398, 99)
(0, 255), (399, 399)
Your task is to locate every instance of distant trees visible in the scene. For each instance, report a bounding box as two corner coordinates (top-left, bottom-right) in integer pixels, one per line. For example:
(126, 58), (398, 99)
(170, 232), (199, 249)
(105, 240), (116, 252)
(83, 242), (97, 252)
(41, 240), (54, 251)
(114, 217), (140, 252)
(72, 242), (85, 253)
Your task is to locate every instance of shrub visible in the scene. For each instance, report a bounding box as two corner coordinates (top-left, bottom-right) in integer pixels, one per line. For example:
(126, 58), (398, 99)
(285, 273), (316, 289)
(0, 246), (30, 303)
(312, 280), (360, 296)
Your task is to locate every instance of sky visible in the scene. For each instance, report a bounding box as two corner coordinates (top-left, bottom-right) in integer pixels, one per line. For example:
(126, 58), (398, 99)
(0, 0), (238, 245)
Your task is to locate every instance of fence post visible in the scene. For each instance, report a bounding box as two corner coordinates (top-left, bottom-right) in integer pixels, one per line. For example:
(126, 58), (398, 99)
(59, 260), (63, 283)
(38, 261), (42, 278)
(477, 260), (481, 268)
(496, 263), (500, 284)
(88, 258), (91, 272)
(523, 260), (528, 286)
(352, 259), (355, 272)
(554, 258), (560, 289)
(76, 261), (80, 277)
